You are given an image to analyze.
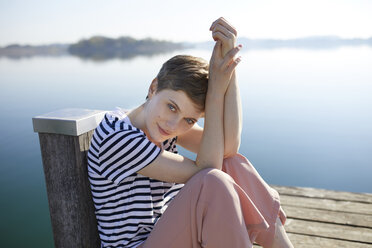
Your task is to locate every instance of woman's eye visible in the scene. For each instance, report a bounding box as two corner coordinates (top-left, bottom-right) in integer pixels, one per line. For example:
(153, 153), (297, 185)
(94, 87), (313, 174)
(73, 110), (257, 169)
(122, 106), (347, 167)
(168, 104), (176, 112)
(185, 118), (195, 125)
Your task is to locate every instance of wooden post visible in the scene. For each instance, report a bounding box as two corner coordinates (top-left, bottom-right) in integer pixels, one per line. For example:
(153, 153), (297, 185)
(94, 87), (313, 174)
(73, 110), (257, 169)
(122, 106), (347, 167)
(33, 108), (107, 248)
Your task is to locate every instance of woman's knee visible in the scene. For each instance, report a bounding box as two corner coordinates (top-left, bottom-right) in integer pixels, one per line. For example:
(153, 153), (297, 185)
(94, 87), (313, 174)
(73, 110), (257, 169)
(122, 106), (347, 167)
(191, 167), (232, 185)
(201, 168), (235, 189)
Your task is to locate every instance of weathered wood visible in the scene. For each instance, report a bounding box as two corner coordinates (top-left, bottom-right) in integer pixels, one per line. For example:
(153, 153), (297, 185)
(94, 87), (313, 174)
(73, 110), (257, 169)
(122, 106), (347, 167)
(34, 109), (105, 247)
(284, 218), (372, 243)
(282, 205), (372, 228)
(273, 185), (372, 203)
(279, 194), (372, 215)
(255, 233), (372, 248)
(286, 233), (372, 248)
(264, 186), (372, 247)
(39, 131), (100, 248)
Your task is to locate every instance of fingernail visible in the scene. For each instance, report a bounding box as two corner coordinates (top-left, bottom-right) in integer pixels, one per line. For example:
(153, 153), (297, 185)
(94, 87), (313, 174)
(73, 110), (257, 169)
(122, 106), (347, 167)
(210, 22), (215, 30)
(238, 44), (243, 48)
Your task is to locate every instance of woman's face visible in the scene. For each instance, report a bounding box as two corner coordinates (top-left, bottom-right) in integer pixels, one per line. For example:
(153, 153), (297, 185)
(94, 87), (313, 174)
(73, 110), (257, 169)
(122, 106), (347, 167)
(144, 89), (203, 143)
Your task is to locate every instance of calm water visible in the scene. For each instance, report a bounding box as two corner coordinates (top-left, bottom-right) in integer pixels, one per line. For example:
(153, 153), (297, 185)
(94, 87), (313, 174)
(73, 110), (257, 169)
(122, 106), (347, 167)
(0, 46), (371, 247)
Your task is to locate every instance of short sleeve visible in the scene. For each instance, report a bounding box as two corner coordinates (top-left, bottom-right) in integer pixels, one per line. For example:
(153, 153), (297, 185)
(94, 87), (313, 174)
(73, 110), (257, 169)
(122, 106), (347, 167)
(97, 129), (161, 185)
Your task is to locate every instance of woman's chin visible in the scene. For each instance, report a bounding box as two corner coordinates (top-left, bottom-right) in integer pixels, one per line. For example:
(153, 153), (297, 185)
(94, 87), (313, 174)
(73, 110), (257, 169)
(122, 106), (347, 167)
(147, 131), (163, 145)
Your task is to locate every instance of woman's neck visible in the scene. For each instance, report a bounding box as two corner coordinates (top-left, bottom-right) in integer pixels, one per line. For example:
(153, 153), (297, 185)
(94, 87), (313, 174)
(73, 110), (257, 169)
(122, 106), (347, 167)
(127, 104), (161, 147)
(127, 104), (146, 131)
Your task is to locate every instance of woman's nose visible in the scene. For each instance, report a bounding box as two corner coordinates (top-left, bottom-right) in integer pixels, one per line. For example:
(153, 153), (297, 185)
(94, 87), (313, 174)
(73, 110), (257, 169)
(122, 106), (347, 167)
(166, 118), (179, 131)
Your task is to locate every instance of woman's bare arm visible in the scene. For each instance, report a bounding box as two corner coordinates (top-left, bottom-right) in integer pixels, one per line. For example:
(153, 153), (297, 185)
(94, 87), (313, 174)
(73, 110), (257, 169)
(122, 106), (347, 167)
(210, 17), (242, 157)
(177, 18), (242, 157)
(196, 41), (242, 169)
(177, 78), (243, 158)
(223, 71), (243, 157)
(195, 82), (225, 170)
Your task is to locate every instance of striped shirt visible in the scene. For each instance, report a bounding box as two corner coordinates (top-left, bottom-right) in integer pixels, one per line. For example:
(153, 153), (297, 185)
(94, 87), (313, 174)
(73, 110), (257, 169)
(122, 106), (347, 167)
(87, 108), (184, 248)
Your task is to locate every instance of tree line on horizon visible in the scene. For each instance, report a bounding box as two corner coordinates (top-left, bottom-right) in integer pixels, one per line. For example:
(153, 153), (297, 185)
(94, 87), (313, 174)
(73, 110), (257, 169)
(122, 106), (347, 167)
(1, 35), (371, 60)
(0, 36), (186, 60)
(68, 36), (185, 60)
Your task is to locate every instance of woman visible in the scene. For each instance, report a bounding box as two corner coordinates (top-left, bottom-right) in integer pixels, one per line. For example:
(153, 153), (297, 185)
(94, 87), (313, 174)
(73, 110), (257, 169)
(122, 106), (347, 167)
(87, 17), (294, 248)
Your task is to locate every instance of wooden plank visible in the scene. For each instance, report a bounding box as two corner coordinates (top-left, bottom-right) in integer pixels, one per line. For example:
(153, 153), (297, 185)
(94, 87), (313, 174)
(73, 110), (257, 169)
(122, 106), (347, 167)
(253, 232), (372, 248)
(282, 205), (372, 228)
(254, 233), (372, 248)
(273, 185), (372, 203)
(284, 218), (372, 243)
(286, 233), (372, 248)
(279, 195), (372, 215)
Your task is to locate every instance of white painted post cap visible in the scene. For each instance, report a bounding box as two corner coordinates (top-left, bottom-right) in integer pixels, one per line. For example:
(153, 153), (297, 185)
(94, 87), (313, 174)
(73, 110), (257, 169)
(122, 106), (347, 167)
(32, 108), (108, 136)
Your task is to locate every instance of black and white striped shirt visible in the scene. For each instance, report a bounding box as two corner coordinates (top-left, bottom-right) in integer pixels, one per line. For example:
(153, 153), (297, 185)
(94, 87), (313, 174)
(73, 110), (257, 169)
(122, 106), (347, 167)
(87, 108), (184, 248)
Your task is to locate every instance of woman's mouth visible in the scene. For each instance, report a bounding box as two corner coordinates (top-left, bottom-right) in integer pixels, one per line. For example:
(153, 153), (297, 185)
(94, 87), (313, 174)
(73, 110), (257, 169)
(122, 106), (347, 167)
(157, 124), (170, 136)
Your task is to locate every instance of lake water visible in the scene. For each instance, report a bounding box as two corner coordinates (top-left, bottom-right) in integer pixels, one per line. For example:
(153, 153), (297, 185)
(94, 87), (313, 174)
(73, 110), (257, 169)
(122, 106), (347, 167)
(0, 46), (371, 247)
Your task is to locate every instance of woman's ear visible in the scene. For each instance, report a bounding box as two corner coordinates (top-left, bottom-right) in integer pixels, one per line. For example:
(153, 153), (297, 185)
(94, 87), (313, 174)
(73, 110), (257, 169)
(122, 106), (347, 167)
(147, 78), (158, 99)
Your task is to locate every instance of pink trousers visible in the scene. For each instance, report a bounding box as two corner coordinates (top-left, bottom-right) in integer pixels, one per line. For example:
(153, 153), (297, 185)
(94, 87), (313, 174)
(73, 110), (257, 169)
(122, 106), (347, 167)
(140, 154), (286, 248)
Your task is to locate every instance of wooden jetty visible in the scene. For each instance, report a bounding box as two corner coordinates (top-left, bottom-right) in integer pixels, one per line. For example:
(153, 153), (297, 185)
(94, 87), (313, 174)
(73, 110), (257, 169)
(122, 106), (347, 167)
(33, 109), (372, 248)
(254, 185), (372, 248)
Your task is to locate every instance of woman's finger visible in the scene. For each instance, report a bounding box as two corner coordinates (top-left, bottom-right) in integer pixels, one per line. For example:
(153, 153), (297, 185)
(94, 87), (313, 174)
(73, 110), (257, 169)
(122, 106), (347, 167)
(212, 31), (229, 44)
(226, 56), (242, 74)
(210, 17), (237, 36)
(222, 45), (242, 68)
(211, 40), (222, 61)
(212, 23), (236, 40)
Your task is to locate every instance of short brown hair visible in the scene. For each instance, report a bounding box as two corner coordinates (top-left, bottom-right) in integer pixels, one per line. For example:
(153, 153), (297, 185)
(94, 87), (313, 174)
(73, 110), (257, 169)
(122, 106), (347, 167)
(156, 55), (209, 112)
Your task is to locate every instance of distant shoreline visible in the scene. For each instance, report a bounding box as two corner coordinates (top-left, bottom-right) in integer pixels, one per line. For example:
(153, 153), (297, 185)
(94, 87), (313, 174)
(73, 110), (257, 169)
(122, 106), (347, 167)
(193, 36), (372, 50)
(1, 35), (371, 60)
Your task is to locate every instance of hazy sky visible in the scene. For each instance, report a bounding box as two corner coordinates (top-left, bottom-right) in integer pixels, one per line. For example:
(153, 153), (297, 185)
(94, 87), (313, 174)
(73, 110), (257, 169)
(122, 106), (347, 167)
(0, 0), (371, 46)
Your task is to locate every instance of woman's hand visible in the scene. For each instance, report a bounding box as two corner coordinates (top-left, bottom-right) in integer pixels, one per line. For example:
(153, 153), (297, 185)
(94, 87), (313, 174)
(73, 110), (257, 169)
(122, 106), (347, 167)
(208, 41), (242, 95)
(210, 17), (238, 57)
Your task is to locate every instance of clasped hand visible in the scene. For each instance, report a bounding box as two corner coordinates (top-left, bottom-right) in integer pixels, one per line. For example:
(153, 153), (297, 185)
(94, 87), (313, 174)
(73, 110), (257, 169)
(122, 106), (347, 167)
(208, 17), (242, 94)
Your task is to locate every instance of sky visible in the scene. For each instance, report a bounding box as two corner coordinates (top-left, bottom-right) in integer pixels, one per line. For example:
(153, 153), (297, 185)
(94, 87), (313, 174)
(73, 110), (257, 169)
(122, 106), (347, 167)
(0, 0), (371, 46)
